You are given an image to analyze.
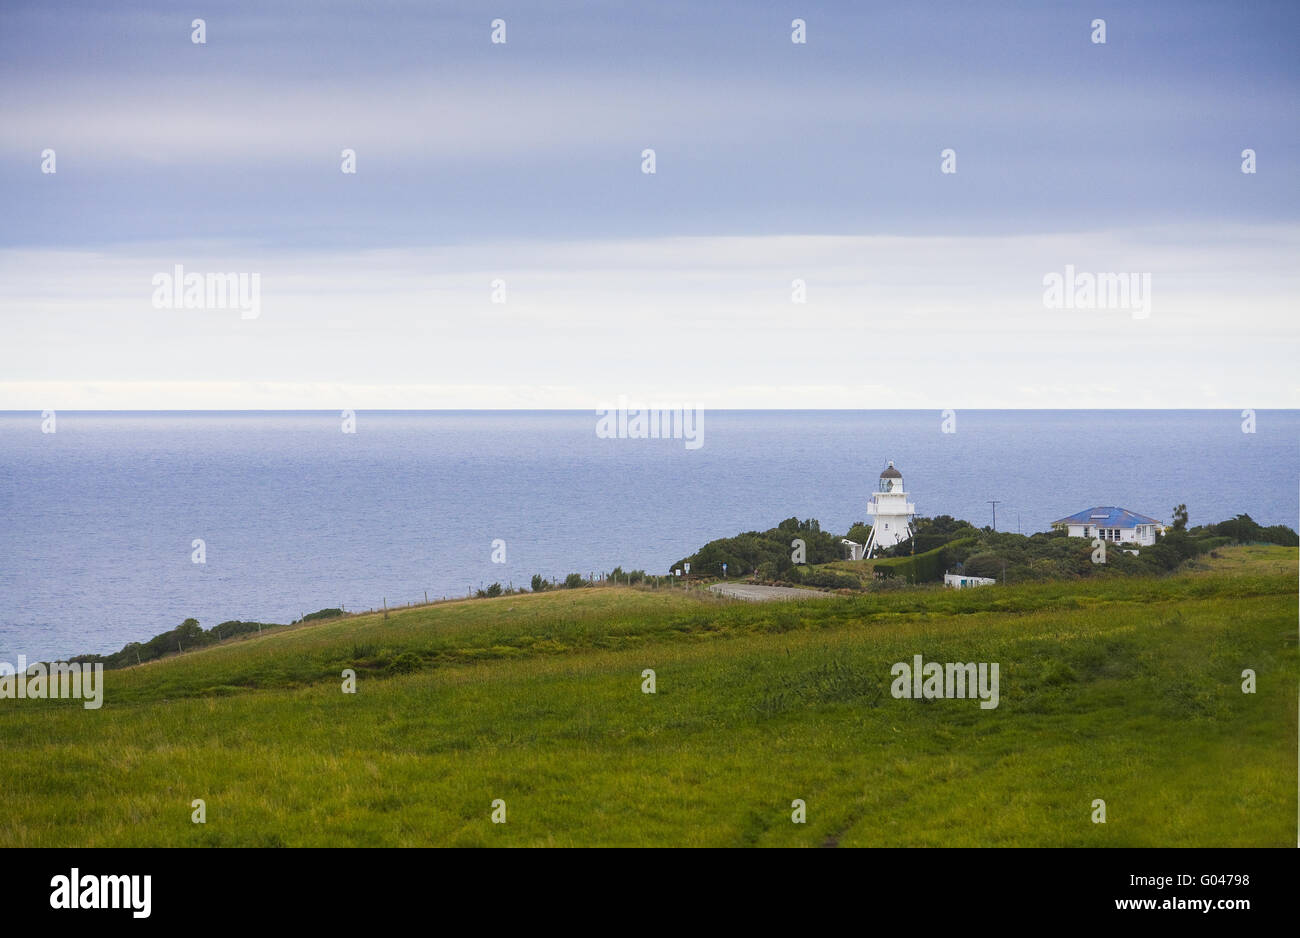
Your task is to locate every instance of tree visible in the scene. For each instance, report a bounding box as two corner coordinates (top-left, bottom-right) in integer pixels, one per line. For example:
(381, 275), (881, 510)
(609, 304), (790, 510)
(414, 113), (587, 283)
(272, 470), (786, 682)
(1172, 504), (1188, 531)
(844, 522), (872, 546)
(962, 552), (1003, 579)
(530, 574), (549, 592)
(172, 617), (204, 653)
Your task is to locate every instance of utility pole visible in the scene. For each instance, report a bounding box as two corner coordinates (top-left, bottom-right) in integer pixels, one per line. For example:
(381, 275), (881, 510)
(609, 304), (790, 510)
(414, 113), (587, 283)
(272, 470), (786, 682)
(988, 500), (1001, 531)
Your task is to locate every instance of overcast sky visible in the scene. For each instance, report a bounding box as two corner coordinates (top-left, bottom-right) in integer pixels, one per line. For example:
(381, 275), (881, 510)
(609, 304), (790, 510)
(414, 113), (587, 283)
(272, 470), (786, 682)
(2, 0), (1296, 408)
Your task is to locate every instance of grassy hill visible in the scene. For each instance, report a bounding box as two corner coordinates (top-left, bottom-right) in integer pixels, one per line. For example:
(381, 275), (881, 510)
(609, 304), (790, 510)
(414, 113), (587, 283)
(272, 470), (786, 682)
(0, 545), (1295, 847)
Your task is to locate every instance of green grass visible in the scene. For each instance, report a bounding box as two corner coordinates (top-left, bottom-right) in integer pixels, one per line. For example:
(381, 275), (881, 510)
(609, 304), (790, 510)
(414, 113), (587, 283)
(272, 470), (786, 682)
(1, 546), (1295, 846)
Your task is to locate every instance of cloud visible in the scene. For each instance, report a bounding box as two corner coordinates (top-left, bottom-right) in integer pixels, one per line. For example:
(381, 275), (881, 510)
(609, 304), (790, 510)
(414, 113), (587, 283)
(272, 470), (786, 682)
(1, 226), (1296, 407)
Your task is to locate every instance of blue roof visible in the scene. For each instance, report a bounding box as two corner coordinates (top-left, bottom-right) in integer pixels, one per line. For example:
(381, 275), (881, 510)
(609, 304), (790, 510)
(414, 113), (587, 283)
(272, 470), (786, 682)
(1053, 506), (1163, 528)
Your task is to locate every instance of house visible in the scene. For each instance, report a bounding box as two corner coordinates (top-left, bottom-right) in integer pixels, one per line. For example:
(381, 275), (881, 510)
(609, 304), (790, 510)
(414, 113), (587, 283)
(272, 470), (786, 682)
(944, 572), (996, 589)
(1052, 506), (1165, 546)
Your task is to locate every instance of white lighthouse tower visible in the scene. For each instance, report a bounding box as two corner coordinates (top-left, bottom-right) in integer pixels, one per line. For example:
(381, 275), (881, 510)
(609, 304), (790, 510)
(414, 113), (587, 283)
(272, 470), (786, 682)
(864, 461), (916, 558)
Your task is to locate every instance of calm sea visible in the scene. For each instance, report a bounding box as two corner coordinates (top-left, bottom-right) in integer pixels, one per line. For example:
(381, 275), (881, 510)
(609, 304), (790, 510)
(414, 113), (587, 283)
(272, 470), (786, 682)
(1, 410), (1296, 662)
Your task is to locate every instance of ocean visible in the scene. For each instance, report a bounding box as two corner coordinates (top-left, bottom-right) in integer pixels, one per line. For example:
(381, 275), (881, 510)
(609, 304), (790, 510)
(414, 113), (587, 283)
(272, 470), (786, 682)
(1, 410), (1296, 662)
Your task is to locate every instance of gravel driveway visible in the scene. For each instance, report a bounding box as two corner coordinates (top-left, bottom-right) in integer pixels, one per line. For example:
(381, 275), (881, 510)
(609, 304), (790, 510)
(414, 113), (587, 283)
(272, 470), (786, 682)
(707, 583), (834, 601)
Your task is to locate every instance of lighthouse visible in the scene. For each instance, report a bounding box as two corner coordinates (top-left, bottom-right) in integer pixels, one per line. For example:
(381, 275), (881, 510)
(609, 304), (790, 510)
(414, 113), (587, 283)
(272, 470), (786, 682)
(864, 461), (916, 558)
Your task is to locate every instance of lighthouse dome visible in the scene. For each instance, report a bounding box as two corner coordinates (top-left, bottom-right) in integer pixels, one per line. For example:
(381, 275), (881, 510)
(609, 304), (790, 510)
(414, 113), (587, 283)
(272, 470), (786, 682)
(880, 462), (902, 479)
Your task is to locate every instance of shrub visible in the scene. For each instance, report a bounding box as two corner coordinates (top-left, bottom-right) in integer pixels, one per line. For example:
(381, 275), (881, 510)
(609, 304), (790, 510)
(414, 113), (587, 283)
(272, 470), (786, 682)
(672, 517), (847, 577)
(873, 539), (977, 583)
(212, 620), (275, 640)
(1195, 514), (1298, 547)
(787, 567), (860, 590)
(963, 552), (1004, 579)
(387, 652), (423, 675)
(300, 608), (344, 622)
(904, 515), (983, 554)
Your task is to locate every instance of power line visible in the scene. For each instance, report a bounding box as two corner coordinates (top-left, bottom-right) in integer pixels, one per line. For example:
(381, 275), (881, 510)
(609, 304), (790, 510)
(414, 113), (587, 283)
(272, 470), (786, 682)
(988, 500), (1001, 531)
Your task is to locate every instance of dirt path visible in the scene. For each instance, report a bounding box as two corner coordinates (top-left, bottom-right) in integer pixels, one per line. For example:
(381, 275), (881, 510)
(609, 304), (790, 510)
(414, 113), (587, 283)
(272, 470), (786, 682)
(707, 583), (834, 601)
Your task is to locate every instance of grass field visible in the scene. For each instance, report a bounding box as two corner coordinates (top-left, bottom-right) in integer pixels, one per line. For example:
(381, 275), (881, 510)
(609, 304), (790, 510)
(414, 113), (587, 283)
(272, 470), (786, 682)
(1, 546), (1295, 846)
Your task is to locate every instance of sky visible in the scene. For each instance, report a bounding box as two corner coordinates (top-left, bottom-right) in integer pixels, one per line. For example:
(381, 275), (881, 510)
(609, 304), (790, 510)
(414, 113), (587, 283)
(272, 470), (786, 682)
(1, 0), (1297, 408)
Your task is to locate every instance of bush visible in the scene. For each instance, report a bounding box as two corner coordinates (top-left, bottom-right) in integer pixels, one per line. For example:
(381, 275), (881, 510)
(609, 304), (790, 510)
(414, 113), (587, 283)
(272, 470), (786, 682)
(895, 515), (983, 555)
(962, 552), (1004, 579)
(564, 573), (586, 589)
(70, 616), (290, 670)
(788, 567), (860, 590)
(671, 517), (847, 577)
(1195, 514), (1299, 547)
(212, 620), (274, 640)
(874, 539), (977, 583)
(300, 608), (344, 622)
(387, 652), (423, 675)
(530, 574), (549, 592)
